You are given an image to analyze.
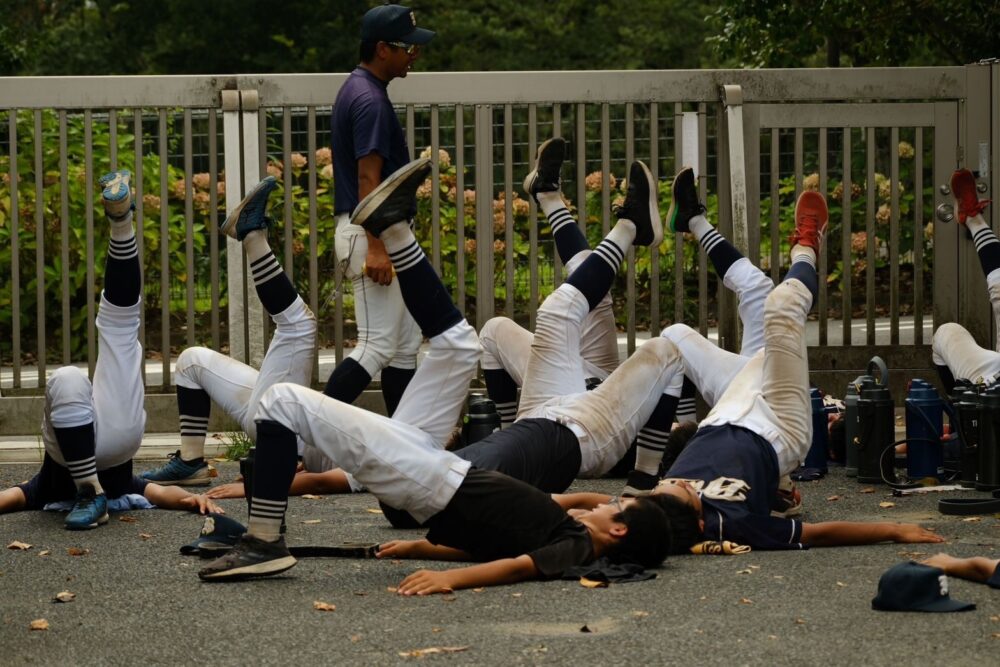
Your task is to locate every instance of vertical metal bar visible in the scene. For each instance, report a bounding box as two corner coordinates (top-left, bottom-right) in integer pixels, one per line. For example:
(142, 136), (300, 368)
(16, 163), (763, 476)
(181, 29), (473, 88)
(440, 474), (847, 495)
(184, 109), (196, 347)
(282, 108), (294, 274)
(308, 106), (319, 383)
(33, 109), (46, 382)
(455, 105), (466, 313)
(865, 127), (876, 345)
(743, 104), (761, 264)
(85, 110), (96, 377)
(208, 108), (220, 352)
(474, 104), (494, 329)
(697, 104), (709, 336)
(158, 110), (170, 386)
(794, 127), (804, 197)
(431, 105), (441, 272)
(527, 104), (538, 330)
(889, 126), (900, 345)
(59, 111), (70, 364)
(842, 127), (853, 346)
(715, 103), (735, 348)
(406, 105), (415, 161)
(109, 108), (118, 170)
(932, 102), (959, 330)
(649, 103), (660, 336)
(914, 129), (924, 346)
(600, 103), (611, 234)
(625, 102), (636, 355)
(503, 104), (514, 318)
(770, 129), (780, 282)
(134, 109), (146, 383)
(673, 103), (684, 324)
(552, 103), (562, 286)
(818, 128), (829, 346)
(9, 110), (20, 387)
(573, 103), (587, 288)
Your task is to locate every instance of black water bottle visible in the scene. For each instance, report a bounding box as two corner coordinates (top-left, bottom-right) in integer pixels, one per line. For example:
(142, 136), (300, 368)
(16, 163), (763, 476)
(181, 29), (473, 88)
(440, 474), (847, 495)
(952, 386), (980, 488)
(976, 385), (1000, 492)
(856, 381), (894, 485)
(463, 394), (501, 445)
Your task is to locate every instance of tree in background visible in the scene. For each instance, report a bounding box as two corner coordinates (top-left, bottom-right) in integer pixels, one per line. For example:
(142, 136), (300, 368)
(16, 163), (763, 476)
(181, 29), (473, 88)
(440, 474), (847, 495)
(710, 0), (1000, 67)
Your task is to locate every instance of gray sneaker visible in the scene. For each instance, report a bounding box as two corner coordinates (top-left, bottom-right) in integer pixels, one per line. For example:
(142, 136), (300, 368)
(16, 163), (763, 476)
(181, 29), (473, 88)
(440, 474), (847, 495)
(198, 534), (297, 581)
(99, 170), (134, 221)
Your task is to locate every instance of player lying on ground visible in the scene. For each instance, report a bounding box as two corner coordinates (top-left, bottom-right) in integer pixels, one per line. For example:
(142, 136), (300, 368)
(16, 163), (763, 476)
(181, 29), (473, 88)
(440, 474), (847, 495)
(0, 171), (221, 527)
(931, 169), (1000, 392)
(196, 157), (683, 590)
(562, 191), (946, 552)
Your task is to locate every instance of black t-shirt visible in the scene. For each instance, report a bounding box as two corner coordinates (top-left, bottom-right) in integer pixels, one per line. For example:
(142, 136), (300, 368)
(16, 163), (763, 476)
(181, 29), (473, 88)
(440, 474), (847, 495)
(456, 418), (582, 493)
(424, 469), (595, 577)
(666, 424), (804, 550)
(988, 563), (1000, 589)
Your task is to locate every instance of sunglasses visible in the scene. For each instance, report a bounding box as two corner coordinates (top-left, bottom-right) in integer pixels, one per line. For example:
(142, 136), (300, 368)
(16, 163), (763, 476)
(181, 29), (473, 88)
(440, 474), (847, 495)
(385, 41), (420, 55)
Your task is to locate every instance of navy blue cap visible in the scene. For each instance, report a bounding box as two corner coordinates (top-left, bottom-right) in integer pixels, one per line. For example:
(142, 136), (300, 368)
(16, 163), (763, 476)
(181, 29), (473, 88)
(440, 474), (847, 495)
(872, 561), (976, 612)
(361, 4), (435, 45)
(179, 513), (247, 555)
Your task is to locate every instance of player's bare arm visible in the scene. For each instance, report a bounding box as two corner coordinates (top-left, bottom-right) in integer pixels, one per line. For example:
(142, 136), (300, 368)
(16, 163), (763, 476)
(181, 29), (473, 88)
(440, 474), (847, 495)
(396, 554), (539, 595)
(376, 538), (471, 561)
(800, 521), (944, 547)
(143, 483), (223, 515)
(358, 152), (393, 285)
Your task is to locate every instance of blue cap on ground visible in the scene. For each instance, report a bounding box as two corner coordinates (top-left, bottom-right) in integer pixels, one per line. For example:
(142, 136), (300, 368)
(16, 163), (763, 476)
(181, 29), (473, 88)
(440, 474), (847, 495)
(872, 561), (975, 612)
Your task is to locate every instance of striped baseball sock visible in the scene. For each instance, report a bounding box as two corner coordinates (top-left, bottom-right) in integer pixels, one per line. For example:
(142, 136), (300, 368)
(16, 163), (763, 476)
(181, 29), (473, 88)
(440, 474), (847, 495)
(537, 192), (588, 264)
(966, 215), (1000, 276)
(53, 423), (104, 495)
(103, 214), (141, 308)
(177, 385), (210, 463)
(565, 220), (634, 310)
(690, 214), (743, 280)
(243, 225), (296, 316)
(484, 368), (519, 428)
(675, 376), (698, 424)
(247, 420), (299, 542)
(380, 222), (463, 338)
(634, 394), (679, 475)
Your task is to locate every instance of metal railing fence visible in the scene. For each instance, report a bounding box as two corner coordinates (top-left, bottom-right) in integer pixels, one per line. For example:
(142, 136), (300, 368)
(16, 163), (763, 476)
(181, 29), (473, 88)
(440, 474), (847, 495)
(1, 66), (996, 393)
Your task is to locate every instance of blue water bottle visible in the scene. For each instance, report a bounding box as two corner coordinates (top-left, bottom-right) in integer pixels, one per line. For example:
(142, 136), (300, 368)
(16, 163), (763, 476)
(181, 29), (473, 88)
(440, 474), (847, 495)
(904, 379), (944, 481)
(802, 387), (829, 475)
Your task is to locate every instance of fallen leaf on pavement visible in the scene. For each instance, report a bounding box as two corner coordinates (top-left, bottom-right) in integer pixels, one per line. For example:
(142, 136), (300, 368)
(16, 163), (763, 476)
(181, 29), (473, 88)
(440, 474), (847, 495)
(302, 519), (322, 524)
(962, 517), (982, 523)
(53, 591), (75, 603)
(990, 615), (999, 622)
(442, 595), (457, 602)
(739, 598), (753, 605)
(139, 533), (153, 540)
(511, 593), (522, 598)
(29, 619), (49, 631)
(736, 568), (753, 575)
(399, 646), (469, 658)
(580, 577), (608, 588)
(631, 611), (650, 618)
(38, 550), (50, 557)
(313, 601), (336, 612)
(826, 495), (841, 501)
(795, 618), (806, 625)
(768, 635), (779, 640)
(118, 516), (138, 523)
(431, 627), (443, 633)
(67, 547), (89, 557)
(350, 635), (362, 643)
(366, 509), (383, 514)
(836, 582), (847, 588)
(879, 501), (896, 508)
(302, 494), (323, 500)
(7, 541), (32, 550)
(386, 587), (398, 593)
(472, 588), (484, 593)
(860, 487), (875, 494)
(353, 592), (367, 597)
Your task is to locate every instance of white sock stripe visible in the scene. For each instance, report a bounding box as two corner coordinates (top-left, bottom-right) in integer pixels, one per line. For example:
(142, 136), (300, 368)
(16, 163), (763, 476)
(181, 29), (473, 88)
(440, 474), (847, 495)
(701, 230), (724, 253)
(251, 497), (288, 507)
(65, 456), (97, 468)
(638, 428), (671, 443)
(636, 441), (666, 452)
(249, 251), (275, 268)
(252, 264), (284, 285)
(547, 209), (575, 231)
(250, 510), (286, 521)
(179, 415), (209, 424)
(594, 241), (624, 269)
(972, 227), (999, 250)
(389, 243), (424, 271)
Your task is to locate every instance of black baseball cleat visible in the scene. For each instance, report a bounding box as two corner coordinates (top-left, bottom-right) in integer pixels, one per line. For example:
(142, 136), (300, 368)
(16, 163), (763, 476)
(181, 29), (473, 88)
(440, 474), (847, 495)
(522, 136), (566, 204)
(622, 470), (660, 497)
(614, 160), (662, 248)
(197, 534), (297, 581)
(666, 167), (706, 233)
(350, 158), (432, 237)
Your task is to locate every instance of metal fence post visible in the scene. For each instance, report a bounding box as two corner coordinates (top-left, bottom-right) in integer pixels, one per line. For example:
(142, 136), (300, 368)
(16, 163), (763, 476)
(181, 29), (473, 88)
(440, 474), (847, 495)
(474, 104), (495, 330)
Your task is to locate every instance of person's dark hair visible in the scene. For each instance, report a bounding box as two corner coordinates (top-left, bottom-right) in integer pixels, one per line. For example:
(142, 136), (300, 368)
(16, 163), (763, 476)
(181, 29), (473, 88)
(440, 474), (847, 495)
(651, 493), (703, 555)
(360, 39), (379, 63)
(660, 421), (698, 474)
(606, 497), (671, 568)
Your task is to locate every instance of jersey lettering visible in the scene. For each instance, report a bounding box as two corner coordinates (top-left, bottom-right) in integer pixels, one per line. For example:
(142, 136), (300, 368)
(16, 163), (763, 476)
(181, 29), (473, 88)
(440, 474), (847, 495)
(663, 477), (751, 502)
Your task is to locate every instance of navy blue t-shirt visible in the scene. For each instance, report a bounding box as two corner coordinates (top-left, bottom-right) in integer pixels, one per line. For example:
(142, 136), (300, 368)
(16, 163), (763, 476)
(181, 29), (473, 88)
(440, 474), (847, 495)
(331, 67), (412, 215)
(665, 424), (804, 550)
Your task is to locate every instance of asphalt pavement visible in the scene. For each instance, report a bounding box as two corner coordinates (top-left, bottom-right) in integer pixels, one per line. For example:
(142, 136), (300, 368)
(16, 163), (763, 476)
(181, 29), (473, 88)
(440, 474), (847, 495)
(1, 463), (998, 666)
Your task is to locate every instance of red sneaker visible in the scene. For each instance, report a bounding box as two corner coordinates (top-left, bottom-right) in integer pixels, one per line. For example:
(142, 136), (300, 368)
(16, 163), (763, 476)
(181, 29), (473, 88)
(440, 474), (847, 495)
(789, 191), (829, 252)
(950, 168), (990, 224)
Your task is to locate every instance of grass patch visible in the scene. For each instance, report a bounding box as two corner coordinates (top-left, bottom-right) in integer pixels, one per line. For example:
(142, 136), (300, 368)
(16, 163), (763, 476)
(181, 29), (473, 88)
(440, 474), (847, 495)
(219, 430), (254, 461)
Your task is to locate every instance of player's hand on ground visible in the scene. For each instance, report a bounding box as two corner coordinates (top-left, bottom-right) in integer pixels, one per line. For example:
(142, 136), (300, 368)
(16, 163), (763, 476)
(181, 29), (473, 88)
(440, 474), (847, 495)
(365, 245), (394, 286)
(204, 482), (246, 499)
(188, 494), (223, 515)
(895, 523), (944, 543)
(920, 553), (961, 570)
(376, 540), (419, 559)
(397, 569), (455, 596)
